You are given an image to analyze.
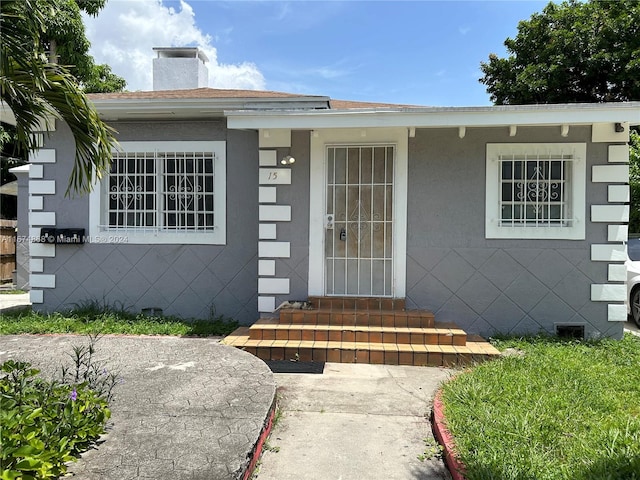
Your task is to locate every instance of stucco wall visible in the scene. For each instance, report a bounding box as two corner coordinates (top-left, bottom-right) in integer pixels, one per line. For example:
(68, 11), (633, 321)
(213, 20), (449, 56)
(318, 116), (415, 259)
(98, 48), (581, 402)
(406, 126), (618, 339)
(36, 120), (259, 324)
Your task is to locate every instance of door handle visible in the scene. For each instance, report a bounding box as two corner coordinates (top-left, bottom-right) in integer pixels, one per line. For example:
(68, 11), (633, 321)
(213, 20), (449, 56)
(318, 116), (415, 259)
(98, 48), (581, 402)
(339, 228), (347, 241)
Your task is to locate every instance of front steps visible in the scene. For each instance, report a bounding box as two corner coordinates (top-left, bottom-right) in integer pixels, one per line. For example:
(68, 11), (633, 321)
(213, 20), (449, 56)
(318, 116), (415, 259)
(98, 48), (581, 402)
(223, 297), (500, 367)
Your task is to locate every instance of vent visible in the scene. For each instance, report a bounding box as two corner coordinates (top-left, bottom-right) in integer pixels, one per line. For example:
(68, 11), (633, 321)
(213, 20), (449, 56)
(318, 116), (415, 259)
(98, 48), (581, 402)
(555, 324), (585, 340)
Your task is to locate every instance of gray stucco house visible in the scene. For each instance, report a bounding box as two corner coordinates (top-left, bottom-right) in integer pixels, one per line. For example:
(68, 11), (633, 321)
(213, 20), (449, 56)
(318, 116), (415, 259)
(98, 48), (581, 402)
(11, 48), (640, 348)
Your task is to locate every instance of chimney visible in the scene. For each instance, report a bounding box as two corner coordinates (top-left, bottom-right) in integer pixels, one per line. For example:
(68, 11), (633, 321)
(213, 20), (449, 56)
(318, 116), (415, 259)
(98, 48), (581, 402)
(152, 47), (209, 91)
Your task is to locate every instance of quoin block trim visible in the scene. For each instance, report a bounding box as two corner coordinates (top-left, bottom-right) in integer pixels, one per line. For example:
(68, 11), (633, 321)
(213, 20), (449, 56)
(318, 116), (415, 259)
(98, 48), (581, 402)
(607, 304), (627, 322)
(591, 165), (629, 183)
(608, 144), (629, 163)
(590, 138), (631, 325)
(591, 205), (629, 223)
(591, 284), (626, 302)
(257, 147), (293, 313)
(27, 149), (57, 304)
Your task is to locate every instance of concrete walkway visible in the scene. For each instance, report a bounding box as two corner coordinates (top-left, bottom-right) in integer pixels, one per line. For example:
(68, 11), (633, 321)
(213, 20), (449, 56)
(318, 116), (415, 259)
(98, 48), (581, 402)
(255, 363), (453, 480)
(0, 292), (30, 312)
(0, 335), (276, 480)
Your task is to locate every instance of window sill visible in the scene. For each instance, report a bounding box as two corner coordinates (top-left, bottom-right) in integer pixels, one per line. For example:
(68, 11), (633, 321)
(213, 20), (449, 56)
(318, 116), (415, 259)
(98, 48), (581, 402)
(485, 224), (585, 240)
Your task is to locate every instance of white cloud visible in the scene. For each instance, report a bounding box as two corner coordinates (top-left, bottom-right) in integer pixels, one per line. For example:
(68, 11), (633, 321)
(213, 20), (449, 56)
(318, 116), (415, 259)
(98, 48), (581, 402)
(83, 0), (265, 91)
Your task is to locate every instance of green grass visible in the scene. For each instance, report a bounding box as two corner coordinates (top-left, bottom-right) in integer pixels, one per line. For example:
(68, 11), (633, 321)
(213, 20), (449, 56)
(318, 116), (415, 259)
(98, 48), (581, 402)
(440, 334), (640, 480)
(0, 289), (26, 295)
(0, 300), (238, 337)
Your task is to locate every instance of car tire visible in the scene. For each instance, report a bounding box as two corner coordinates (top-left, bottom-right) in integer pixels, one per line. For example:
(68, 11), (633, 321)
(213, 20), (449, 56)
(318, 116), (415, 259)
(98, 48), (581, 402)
(632, 288), (640, 329)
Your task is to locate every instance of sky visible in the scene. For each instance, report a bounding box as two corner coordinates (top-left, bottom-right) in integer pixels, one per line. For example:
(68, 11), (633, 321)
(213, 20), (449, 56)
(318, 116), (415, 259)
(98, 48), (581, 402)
(83, 0), (549, 106)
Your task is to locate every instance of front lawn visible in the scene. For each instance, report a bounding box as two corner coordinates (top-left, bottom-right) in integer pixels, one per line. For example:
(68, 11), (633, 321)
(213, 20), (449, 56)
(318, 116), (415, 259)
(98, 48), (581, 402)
(440, 334), (640, 480)
(0, 301), (238, 336)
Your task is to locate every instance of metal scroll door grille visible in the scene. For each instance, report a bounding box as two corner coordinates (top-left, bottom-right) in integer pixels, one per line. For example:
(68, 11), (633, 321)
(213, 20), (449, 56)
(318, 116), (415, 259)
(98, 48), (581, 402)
(325, 146), (394, 297)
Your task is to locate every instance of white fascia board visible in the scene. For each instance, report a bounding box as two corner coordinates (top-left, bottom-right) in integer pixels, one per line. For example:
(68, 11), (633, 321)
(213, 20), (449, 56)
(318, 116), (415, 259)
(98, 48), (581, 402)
(226, 102), (640, 130)
(92, 96), (331, 120)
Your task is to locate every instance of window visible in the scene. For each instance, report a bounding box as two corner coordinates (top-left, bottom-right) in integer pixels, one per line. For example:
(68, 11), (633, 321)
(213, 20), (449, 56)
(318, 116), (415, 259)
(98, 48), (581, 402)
(485, 143), (585, 240)
(90, 141), (226, 244)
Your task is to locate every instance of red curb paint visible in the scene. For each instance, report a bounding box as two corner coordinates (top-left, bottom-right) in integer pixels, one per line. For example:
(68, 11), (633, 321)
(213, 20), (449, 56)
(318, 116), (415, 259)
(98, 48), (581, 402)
(431, 389), (467, 480)
(242, 400), (277, 480)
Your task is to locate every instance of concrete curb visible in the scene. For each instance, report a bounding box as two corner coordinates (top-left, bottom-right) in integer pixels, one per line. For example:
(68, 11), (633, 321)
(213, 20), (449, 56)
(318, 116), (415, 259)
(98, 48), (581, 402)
(242, 399), (277, 480)
(431, 389), (467, 480)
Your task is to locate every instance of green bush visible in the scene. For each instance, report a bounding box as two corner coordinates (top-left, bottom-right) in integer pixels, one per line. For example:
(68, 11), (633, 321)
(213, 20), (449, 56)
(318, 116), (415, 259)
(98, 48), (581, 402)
(0, 356), (112, 479)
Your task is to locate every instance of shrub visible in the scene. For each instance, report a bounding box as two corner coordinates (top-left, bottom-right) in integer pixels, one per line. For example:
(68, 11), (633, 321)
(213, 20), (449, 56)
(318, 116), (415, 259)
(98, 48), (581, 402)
(0, 337), (116, 479)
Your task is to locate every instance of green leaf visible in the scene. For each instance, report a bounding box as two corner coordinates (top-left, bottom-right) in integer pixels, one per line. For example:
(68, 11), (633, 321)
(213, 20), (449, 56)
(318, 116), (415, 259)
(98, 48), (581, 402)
(1, 470), (22, 480)
(14, 457), (43, 470)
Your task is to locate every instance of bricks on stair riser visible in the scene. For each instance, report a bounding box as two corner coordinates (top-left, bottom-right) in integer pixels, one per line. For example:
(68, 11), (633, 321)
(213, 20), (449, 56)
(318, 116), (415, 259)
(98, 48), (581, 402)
(342, 330), (356, 342)
(355, 331), (368, 343)
(369, 350), (384, 364)
(327, 349), (341, 362)
(452, 335), (467, 347)
(312, 349), (327, 362)
(252, 345), (492, 367)
(289, 330), (302, 341)
(355, 350), (369, 363)
(308, 296), (407, 311)
(396, 332), (411, 344)
(368, 313), (382, 327)
(414, 352), (428, 366)
(399, 352), (414, 366)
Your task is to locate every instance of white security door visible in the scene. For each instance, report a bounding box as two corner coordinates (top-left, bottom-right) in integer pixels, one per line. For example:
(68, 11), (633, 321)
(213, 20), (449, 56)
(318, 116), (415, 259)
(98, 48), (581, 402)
(325, 145), (394, 296)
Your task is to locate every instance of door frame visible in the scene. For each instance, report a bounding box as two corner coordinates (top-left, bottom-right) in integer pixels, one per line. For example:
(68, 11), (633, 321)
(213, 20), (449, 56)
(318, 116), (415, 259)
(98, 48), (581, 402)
(308, 128), (408, 298)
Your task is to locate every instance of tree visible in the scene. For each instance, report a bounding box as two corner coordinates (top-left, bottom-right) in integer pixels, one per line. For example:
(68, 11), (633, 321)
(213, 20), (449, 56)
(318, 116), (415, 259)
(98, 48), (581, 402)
(0, 0), (118, 194)
(480, 0), (640, 232)
(38, 0), (126, 93)
(480, 0), (640, 105)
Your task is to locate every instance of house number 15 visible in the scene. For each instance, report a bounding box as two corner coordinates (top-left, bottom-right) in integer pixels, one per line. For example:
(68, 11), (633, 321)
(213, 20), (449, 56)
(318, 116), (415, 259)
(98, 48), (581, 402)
(259, 168), (292, 185)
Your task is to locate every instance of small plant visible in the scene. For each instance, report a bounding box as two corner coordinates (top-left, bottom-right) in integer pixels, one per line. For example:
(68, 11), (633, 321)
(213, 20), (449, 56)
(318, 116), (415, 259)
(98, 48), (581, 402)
(263, 441), (280, 453)
(60, 334), (120, 403)
(417, 437), (443, 462)
(0, 360), (111, 479)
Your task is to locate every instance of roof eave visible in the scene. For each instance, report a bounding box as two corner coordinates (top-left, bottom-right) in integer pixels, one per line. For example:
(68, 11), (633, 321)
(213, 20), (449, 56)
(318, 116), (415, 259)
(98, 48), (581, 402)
(226, 102), (640, 129)
(91, 96), (331, 120)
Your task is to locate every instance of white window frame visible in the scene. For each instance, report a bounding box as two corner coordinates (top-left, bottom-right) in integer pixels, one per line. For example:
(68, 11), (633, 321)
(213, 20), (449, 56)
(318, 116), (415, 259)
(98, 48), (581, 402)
(485, 143), (586, 240)
(89, 141), (226, 244)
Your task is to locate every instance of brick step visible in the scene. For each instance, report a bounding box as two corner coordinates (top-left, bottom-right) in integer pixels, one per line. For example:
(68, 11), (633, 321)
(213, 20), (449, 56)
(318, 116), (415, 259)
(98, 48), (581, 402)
(278, 308), (434, 328)
(246, 319), (467, 346)
(308, 296), (406, 311)
(222, 329), (500, 367)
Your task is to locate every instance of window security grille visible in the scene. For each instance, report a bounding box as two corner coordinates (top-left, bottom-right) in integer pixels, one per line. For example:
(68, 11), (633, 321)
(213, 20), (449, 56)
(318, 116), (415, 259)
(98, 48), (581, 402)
(107, 151), (216, 231)
(498, 154), (572, 227)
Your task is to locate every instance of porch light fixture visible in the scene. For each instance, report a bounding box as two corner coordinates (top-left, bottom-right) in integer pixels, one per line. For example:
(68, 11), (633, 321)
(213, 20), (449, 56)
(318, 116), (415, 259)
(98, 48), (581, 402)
(615, 122), (625, 133)
(281, 155), (295, 165)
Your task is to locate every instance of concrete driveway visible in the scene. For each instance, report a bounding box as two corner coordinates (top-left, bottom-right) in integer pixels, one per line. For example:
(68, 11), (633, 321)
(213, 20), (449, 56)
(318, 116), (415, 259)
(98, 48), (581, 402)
(0, 334), (276, 480)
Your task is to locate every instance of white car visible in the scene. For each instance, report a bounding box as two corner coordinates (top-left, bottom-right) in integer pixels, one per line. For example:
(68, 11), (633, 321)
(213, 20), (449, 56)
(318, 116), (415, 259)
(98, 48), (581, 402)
(626, 237), (640, 327)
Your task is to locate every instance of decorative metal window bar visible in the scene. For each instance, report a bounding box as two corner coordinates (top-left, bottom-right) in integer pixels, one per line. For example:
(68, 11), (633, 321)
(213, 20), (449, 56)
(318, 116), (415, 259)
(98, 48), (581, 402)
(325, 145), (394, 297)
(106, 150), (215, 232)
(498, 153), (572, 227)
